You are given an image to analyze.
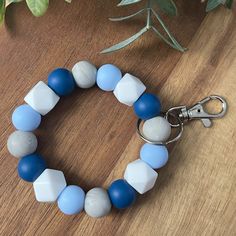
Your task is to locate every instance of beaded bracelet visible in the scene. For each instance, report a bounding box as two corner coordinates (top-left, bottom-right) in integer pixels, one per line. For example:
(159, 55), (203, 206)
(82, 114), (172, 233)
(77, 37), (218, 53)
(7, 61), (227, 218)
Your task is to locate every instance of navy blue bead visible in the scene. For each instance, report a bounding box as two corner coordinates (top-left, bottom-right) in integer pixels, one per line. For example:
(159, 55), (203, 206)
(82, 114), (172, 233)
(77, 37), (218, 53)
(48, 68), (75, 96)
(108, 179), (136, 209)
(133, 93), (161, 120)
(18, 153), (47, 182)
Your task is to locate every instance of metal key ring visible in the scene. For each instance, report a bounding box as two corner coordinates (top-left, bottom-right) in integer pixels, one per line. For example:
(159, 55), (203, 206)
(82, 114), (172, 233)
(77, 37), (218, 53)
(165, 106), (185, 128)
(136, 113), (184, 145)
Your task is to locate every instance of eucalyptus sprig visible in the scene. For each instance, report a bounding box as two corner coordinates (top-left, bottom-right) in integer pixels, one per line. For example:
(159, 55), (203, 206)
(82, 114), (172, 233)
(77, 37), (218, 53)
(0, 0), (234, 53)
(204, 0), (233, 11)
(101, 0), (185, 53)
(101, 0), (234, 53)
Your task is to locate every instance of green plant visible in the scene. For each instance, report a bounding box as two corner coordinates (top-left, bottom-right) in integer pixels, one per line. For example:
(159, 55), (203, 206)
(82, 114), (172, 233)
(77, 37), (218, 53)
(101, 0), (234, 53)
(205, 0), (233, 11)
(101, 0), (185, 53)
(0, 0), (234, 52)
(0, 0), (71, 22)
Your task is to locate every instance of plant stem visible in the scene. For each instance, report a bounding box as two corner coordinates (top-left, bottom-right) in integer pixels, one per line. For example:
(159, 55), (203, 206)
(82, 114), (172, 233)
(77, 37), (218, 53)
(146, 0), (152, 29)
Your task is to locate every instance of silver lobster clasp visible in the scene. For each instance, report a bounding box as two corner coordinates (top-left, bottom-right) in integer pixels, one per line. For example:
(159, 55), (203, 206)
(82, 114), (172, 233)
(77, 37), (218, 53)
(178, 95), (227, 127)
(166, 95), (228, 128)
(137, 95), (228, 146)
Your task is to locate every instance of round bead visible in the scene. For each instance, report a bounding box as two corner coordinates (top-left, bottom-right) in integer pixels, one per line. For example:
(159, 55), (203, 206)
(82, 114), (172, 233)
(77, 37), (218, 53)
(108, 179), (136, 209)
(7, 131), (38, 158)
(96, 64), (122, 91)
(140, 143), (169, 169)
(143, 116), (171, 142)
(72, 61), (97, 88)
(18, 153), (46, 182)
(133, 93), (161, 120)
(48, 68), (75, 96)
(57, 185), (85, 215)
(84, 187), (111, 218)
(12, 104), (41, 131)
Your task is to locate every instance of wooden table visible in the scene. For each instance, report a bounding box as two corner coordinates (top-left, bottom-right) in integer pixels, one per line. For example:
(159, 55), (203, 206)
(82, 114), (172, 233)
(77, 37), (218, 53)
(0, 1), (235, 235)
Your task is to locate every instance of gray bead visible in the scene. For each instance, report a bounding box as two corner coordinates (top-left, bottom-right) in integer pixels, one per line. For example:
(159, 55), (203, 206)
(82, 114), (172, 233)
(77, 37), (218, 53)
(143, 116), (171, 142)
(84, 187), (111, 218)
(7, 131), (38, 158)
(72, 61), (97, 89)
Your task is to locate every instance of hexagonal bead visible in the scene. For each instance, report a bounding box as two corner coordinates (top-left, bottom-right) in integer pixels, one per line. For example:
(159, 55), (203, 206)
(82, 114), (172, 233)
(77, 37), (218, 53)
(113, 73), (146, 106)
(24, 81), (60, 116)
(124, 159), (158, 194)
(33, 169), (67, 202)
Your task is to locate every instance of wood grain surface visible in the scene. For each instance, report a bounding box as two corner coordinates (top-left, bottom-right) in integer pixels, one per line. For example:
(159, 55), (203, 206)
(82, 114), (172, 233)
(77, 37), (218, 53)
(0, 1), (235, 235)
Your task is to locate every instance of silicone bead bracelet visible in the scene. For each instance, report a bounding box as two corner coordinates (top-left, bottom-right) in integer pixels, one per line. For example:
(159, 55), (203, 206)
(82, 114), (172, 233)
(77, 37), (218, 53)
(8, 61), (172, 218)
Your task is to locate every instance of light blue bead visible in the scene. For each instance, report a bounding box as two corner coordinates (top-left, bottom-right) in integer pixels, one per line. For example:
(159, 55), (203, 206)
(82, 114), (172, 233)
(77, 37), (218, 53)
(12, 104), (41, 131)
(57, 185), (85, 215)
(140, 143), (169, 169)
(96, 64), (122, 91)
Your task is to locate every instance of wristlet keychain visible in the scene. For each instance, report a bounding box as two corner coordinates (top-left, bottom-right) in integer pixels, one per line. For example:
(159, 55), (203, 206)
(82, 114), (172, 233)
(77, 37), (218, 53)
(7, 61), (227, 218)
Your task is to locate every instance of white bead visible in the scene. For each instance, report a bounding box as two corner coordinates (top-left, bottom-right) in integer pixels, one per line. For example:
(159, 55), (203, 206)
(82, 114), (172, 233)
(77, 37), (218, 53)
(143, 116), (171, 142)
(124, 159), (158, 194)
(72, 61), (97, 88)
(33, 169), (67, 202)
(84, 187), (111, 218)
(7, 131), (38, 158)
(113, 73), (146, 106)
(24, 81), (60, 116)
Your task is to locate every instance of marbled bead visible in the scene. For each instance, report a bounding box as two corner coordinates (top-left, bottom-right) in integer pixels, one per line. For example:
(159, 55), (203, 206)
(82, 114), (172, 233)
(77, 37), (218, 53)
(113, 73), (146, 106)
(140, 143), (169, 169)
(24, 81), (60, 116)
(143, 116), (171, 142)
(72, 61), (97, 88)
(12, 104), (41, 131)
(124, 159), (158, 194)
(7, 131), (38, 158)
(57, 185), (85, 215)
(84, 187), (111, 218)
(96, 64), (122, 91)
(34, 169), (67, 202)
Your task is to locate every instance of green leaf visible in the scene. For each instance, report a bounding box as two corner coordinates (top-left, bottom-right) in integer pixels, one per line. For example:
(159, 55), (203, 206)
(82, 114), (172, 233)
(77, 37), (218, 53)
(26, 0), (49, 17)
(0, 0), (5, 24)
(101, 27), (147, 53)
(154, 0), (177, 16)
(109, 8), (145, 21)
(151, 9), (186, 52)
(6, 0), (23, 7)
(118, 0), (142, 6)
(225, 0), (233, 8)
(206, 0), (224, 12)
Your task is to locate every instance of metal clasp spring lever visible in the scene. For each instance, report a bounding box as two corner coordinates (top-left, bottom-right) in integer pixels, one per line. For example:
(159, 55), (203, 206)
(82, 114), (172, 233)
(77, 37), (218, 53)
(167, 95), (228, 128)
